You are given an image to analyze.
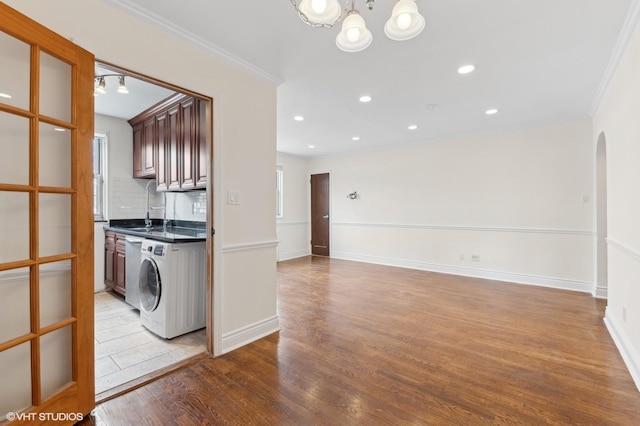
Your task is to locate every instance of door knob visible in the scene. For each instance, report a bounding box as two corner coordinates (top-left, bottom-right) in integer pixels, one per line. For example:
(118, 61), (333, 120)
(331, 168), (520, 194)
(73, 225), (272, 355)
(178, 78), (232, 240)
(322, 215), (329, 219)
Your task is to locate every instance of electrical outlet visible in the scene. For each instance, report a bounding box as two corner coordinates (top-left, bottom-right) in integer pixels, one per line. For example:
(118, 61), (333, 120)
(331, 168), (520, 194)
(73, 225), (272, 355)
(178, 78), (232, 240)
(459, 253), (465, 261)
(623, 306), (627, 323)
(471, 254), (480, 262)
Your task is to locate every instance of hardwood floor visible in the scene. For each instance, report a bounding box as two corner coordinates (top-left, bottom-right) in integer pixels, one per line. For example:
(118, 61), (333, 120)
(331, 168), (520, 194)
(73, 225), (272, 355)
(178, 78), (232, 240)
(85, 256), (640, 425)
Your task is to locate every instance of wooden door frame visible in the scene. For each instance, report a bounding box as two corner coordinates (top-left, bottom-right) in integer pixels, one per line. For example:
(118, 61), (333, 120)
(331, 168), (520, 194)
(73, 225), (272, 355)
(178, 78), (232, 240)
(94, 61), (216, 356)
(310, 172), (331, 257)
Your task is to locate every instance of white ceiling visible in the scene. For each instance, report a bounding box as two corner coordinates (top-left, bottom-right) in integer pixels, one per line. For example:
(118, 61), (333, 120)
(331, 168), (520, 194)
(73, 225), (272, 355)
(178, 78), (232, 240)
(94, 64), (176, 120)
(98, 0), (634, 158)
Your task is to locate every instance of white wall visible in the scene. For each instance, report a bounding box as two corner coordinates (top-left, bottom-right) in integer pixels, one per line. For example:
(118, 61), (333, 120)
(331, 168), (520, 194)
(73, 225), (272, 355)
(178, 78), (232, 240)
(593, 6), (640, 390)
(6, 0), (279, 355)
(276, 152), (310, 261)
(306, 119), (595, 291)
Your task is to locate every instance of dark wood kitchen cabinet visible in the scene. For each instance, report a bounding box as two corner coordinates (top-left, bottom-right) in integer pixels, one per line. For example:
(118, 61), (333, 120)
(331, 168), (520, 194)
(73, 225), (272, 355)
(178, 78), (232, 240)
(180, 96), (197, 190)
(129, 93), (207, 191)
(104, 231), (126, 296)
(166, 102), (182, 191)
(132, 116), (156, 178)
(196, 99), (208, 187)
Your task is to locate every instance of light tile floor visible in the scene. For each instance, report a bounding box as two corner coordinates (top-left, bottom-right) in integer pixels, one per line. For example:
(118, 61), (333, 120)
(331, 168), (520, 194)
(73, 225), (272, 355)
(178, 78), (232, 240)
(94, 291), (206, 395)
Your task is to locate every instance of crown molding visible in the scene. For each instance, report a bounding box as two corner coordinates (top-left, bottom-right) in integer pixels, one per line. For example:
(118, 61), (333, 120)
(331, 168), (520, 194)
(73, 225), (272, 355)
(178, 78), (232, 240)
(589, 0), (640, 116)
(102, 0), (283, 85)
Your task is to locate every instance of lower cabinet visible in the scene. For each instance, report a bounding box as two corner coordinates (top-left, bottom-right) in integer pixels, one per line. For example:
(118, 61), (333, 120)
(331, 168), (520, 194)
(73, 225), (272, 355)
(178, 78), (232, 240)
(104, 231), (126, 296)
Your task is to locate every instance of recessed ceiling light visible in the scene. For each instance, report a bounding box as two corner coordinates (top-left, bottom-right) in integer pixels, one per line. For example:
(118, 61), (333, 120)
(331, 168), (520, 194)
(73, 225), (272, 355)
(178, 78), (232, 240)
(485, 108), (499, 115)
(0, 93), (12, 99)
(294, 115), (304, 121)
(458, 65), (475, 74)
(408, 125), (418, 130)
(352, 136), (360, 141)
(308, 145), (315, 149)
(359, 95), (372, 103)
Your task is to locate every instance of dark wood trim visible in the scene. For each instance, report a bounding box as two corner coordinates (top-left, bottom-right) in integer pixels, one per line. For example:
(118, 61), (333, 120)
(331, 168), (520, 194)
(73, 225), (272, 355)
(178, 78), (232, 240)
(96, 60), (211, 103)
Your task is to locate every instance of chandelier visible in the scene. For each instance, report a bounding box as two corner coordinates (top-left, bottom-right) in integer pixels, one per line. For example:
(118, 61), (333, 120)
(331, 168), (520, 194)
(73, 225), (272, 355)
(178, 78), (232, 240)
(291, 0), (426, 52)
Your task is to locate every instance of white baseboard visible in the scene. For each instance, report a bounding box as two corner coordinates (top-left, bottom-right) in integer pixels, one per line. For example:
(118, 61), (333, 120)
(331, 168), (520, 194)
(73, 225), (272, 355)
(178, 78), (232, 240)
(594, 285), (608, 299)
(331, 251), (593, 293)
(221, 315), (280, 354)
(278, 249), (311, 262)
(604, 307), (640, 392)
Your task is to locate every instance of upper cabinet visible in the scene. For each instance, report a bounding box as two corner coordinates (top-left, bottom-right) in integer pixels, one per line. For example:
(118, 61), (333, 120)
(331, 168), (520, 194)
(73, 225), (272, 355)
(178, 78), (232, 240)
(131, 116), (156, 178)
(129, 93), (207, 191)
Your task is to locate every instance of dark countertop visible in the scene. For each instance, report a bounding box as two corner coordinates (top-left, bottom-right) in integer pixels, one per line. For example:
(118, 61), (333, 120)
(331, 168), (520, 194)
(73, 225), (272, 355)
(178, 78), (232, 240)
(104, 219), (207, 243)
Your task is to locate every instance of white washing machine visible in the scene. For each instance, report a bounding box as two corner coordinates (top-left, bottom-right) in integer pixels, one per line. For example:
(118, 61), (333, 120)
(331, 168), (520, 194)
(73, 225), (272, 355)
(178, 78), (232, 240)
(139, 239), (206, 339)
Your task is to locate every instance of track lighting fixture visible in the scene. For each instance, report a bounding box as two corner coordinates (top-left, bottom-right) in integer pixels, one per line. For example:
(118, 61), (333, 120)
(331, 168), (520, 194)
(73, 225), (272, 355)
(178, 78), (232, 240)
(94, 74), (129, 96)
(117, 76), (129, 94)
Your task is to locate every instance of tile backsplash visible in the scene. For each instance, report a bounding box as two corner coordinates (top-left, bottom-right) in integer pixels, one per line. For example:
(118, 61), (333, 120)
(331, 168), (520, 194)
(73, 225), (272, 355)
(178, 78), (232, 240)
(166, 191), (207, 221)
(110, 177), (206, 221)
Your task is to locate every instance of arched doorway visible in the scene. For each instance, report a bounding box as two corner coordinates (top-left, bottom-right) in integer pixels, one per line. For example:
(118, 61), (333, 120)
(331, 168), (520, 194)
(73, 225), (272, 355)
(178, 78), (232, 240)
(596, 132), (608, 298)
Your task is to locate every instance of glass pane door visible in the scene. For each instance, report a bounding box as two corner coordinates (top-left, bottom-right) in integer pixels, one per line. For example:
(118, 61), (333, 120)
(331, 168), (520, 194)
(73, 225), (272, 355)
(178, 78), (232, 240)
(0, 2), (95, 420)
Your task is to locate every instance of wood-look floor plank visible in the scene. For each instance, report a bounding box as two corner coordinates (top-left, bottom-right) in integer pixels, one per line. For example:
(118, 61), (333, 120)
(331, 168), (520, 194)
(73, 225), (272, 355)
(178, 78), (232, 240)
(82, 256), (640, 425)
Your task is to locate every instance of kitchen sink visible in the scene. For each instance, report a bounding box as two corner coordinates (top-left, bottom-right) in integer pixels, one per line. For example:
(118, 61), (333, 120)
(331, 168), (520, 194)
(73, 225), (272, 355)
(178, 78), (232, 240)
(113, 225), (206, 239)
(123, 227), (162, 232)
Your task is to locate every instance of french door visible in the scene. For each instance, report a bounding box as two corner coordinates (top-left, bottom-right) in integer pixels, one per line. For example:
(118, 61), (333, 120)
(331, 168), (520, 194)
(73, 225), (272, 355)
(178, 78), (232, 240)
(0, 3), (95, 423)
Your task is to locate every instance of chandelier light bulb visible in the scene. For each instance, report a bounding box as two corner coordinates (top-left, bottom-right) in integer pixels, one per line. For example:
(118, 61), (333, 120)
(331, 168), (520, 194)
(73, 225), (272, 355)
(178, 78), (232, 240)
(298, 0), (341, 24)
(396, 12), (412, 30)
(336, 11), (373, 52)
(347, 27), (360, 42)
(311, 0), (327, 14)
(384, 0), (425, 41)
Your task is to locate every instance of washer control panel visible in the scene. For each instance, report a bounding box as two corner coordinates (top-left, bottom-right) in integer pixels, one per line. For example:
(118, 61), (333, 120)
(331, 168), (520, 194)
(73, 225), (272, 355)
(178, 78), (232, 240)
(141, 240), (167, 257)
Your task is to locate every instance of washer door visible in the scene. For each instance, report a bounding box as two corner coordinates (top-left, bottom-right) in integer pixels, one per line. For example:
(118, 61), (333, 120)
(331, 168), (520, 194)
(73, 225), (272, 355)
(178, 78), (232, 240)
(139, 257), (161, 312)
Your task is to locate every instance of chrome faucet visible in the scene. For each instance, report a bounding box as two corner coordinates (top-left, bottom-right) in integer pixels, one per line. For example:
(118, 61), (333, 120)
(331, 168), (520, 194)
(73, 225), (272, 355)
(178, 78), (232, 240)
(151, 193), (168, 232)
(145, 179), (169, 231)
(145, 179), (156, 228)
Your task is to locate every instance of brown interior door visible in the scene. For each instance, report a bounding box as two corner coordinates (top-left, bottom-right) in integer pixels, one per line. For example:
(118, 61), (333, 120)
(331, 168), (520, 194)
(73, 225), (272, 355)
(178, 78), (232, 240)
(0, 3), (95, 422)
(311, 173), (330, 256)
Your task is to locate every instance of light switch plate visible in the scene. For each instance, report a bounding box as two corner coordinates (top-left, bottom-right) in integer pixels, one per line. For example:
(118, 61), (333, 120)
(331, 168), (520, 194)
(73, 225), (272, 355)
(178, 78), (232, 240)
(227, 190), (240, 205)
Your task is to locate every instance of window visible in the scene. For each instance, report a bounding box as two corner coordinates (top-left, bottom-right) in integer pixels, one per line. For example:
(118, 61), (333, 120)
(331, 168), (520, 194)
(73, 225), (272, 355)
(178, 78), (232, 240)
(93, 133), (108, 221)
(276, 166), (283, 218)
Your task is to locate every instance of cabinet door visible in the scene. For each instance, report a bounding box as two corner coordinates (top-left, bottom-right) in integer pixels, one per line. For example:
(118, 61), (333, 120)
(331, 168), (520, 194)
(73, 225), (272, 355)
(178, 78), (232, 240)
(132, 122), (145, 177)
(114, 234), (126, 296)
(167, 104), (181, 191)
(104, 245), (115, 289)
(156, 111), (168, 191)
(180, 97), (196, 190)
(115, 250), (126, 296)
(132, 118), (156, 179)
(104, 231), (116, 289)
(142, 117), (156, 177)
(196, 99), (208, 188)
